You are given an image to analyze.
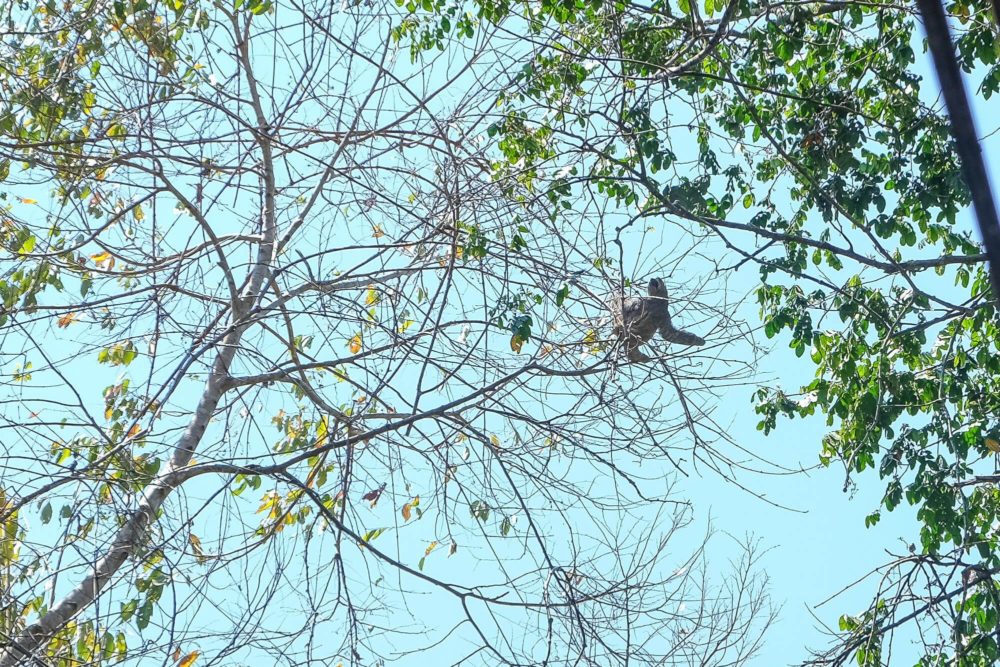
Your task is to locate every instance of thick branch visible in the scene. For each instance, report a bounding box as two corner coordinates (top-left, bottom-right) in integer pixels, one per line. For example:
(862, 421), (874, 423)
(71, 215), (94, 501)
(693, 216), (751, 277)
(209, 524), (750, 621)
(0, 16), (283, 664)
(0, 337), (238, 666)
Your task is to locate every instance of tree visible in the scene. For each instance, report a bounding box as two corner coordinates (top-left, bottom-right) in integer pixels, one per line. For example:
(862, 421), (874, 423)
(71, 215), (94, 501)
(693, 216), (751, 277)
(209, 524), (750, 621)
(448, 0), (1000, 663)
(346, 0), (1000, 663)
(0, 1), (772, 665)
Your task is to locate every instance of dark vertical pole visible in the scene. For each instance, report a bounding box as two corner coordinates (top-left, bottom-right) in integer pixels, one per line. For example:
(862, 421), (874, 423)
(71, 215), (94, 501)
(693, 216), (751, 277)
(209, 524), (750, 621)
(915, 0), (1000, 302)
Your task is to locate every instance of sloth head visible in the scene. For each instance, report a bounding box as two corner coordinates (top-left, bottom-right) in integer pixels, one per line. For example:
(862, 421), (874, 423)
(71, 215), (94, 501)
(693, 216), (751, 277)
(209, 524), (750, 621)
(647, 277), (668, 298)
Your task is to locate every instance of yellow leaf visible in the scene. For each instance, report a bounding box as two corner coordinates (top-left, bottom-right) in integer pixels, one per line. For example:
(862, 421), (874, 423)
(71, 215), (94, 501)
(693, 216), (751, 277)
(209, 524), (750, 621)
(372, 224), (384, 238)
(986, 438), (1000, 453)
(510, 335), (523, 353)
(399, 319), (414, 333)
(90, 251), (115, 270)
(188, 534), (205, 563)
(177, 651), (200, 667)
(17, 197), (37, 205)
(348, 334), (362, 354)
(256, 491), (278, 515)
(57, 312), (79, 328)
(133, 205), (145, 221)
(424, 540), (438, 556)
(315, 415), (328, 448)
(128, 423), (142, 438)
(365, 288), (379, 306)
(489, 434), (501, 448)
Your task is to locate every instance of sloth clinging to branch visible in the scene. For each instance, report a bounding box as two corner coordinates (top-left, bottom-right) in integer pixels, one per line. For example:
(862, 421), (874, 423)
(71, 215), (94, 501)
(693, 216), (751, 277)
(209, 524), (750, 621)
(611, 277), (705, 362)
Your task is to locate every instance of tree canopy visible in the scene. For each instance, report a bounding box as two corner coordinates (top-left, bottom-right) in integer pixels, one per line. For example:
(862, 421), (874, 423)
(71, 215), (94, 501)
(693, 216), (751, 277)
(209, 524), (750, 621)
(1, 0), (999, 665)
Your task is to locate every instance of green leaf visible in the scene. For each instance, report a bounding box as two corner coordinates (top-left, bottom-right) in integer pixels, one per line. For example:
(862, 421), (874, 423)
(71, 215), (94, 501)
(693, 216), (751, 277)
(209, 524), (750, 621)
(136, 600), (153, 629)
(555, 284), (569, 307)
(361, 527), (385, 543)
(120, 599), (138, 622)
(16, 235), (35, 254)
(775, 39), (793, 62)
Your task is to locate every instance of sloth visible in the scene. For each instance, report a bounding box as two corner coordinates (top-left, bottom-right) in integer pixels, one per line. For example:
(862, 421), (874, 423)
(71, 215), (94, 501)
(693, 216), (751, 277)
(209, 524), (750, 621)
(611, 277), (705, 362)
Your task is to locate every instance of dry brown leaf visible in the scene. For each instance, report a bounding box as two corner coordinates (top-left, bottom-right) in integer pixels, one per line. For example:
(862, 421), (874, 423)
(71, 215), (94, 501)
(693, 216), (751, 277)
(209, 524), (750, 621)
(57, 312), (79, 328)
